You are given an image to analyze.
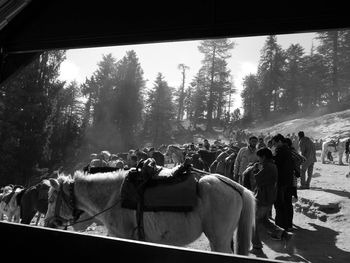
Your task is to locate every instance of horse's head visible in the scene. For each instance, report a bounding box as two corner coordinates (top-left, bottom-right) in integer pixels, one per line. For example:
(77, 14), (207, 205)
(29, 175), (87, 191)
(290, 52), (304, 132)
(158, 144), (167, 154)
(165, 145), (172, 157)
(44, 175), (77, 229)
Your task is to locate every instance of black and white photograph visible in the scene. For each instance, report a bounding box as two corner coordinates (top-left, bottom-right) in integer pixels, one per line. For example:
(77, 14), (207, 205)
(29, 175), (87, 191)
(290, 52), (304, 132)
(0, 1), (349, 263)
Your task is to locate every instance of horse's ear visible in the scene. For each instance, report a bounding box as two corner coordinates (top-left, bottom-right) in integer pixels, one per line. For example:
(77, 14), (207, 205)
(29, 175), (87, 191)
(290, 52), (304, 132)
(49, 178), (60, 190)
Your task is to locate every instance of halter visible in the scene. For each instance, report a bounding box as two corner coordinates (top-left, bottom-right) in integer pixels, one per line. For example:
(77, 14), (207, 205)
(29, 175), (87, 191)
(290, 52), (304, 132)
(52, 182), (83, 229)
(49, 180), (121, 230)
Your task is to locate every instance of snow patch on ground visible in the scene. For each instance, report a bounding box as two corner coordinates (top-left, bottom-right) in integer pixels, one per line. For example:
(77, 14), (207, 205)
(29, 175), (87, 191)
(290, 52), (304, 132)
(249, 109), (350, 140)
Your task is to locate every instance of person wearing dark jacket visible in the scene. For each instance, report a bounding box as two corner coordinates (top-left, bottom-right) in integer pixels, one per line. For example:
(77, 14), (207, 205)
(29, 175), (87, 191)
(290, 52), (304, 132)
(271, 134), (295, 231)
(251, 147), (292, 251)
(284, 137), (306, 231)
(298, 131), (317, 189)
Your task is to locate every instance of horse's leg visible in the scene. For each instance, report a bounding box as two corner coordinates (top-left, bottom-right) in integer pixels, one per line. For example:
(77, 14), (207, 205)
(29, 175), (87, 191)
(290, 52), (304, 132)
(21, 209), (37, 224)
(7, 211), (13, 222)
(35, 212), (42, 225)
(201, 180), (241, 254)
(14, 210), (20, 223)
(339, 150), (344, 165)
(321, 148), (326, 164)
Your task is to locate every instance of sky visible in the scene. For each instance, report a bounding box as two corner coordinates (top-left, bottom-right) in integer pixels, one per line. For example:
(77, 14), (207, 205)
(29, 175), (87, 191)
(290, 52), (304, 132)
(58, 32), (317, 111)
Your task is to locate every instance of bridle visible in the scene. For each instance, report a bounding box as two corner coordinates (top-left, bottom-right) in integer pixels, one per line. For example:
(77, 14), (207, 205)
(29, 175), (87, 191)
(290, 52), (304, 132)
(47, 180), (121, 229)
(49, 182), (83, 229)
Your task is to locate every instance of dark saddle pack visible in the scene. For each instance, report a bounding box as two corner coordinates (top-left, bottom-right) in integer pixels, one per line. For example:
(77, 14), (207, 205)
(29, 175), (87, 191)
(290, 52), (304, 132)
(120, 161), (198, 212)
(120, 158), (198, 240)
(328, 139), (339, 149)
(83, 165), (120, 174)
(84, 158), (199, 240)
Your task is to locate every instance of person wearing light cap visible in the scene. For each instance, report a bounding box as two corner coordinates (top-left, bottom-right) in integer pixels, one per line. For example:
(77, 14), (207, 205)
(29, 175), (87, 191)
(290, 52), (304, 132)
(100, 150), (111, 162)
(90, 153), (98, 161)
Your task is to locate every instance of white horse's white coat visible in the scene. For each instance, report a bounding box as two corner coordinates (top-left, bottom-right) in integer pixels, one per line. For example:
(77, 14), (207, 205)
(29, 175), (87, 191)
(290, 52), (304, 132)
(45, 170), (255, 255)
(321, 138), (348, 165)
(0, 188), (22, 222)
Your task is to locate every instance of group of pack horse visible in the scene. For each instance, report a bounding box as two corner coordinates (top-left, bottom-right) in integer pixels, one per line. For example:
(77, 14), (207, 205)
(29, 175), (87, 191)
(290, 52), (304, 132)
(1, 142), (254, 255)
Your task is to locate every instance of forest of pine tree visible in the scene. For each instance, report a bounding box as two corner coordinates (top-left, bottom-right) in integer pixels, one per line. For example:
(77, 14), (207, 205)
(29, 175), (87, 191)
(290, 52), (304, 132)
(1, 30), (350, 185)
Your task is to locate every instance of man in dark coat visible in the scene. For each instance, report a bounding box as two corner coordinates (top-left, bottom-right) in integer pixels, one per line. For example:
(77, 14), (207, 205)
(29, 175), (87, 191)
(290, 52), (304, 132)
(203, 139), (210, 150)
(251, 147), (292, 251)
(298, 131), (317, 189)
(271, 134), (295, 231)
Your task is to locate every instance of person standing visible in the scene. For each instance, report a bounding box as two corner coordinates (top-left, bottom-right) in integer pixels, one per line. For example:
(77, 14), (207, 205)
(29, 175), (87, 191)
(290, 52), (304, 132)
(203, 139), (210, 151)
(271, 134), (295, 231)
(233, 136), (259, 184)
(298, 131), (317, 189)
(251, 147), (293, 251)
(345, 138), (350, 163)
(284, 137), (306, 231)
(257, 137), (267, 149)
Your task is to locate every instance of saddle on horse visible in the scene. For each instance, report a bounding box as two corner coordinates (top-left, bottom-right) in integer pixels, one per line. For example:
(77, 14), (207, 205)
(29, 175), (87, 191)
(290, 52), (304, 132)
(120, 158), (198, 240)
(328, 139), (339, 151)
(121, 158), (197, 212)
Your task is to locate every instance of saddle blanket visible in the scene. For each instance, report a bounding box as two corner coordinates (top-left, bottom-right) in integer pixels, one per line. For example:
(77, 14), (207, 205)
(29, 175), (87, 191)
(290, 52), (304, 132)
(121, 171), (198, 212)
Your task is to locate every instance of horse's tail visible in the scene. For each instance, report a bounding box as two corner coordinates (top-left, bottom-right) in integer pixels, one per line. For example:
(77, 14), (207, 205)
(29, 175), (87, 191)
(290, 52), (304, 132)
(236, 187), (255, 255)
(213, 174), (255, 255)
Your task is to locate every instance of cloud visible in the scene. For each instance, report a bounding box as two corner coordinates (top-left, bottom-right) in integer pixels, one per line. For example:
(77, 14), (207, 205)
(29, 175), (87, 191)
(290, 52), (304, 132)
(58, 60), (82, 83)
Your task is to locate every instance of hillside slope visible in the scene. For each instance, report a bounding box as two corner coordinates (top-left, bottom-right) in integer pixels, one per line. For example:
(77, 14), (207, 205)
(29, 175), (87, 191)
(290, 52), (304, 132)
(247, 109), (350, 140)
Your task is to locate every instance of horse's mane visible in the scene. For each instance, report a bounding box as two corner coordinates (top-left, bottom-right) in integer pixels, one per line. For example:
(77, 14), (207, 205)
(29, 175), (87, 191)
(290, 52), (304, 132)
(72, 169), (128, 184)
(56, 174), (75, 184)
(168, 144), (182, 150)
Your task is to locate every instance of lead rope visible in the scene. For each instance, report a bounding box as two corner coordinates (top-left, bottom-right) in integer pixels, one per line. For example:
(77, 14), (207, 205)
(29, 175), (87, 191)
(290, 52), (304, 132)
(64, 199), (121, 229)
(63, 182), (121, 229)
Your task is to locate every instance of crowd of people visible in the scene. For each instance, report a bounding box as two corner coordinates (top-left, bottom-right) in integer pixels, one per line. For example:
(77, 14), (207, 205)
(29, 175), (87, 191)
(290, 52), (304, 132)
(82, 130), (317, 253)
(231, 131), (316, 253)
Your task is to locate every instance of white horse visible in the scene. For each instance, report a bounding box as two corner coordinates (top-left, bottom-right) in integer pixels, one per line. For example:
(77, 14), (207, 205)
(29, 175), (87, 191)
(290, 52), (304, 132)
(44, 164), (255, 255)
(0, 187), (22, 222)
(165, 145), (185, 165)
(321, 138), (348, 165)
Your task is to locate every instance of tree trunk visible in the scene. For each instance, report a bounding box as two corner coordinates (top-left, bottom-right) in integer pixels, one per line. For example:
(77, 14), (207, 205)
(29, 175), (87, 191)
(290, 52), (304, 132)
(332, 31), (339, 105)
(206, 46), (216, 131)
(177, 69), (186, 121)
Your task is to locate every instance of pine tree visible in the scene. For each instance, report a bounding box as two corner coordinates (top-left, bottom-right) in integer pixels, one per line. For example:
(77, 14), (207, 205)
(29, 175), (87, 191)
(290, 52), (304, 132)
(114, 50), (145, 151)
(241, 74), (260, 120)
(176, 63), (190, 122)
(43, 81), (84, 170)
(257, 35), (286, 116)
(145, 73), (175, 146)
(299, 52), (328, 110)
(317, 30), (350, 106)
(197, 39), (235, 130)
(0, 50), (66, 185)
(281, 44), (304, 113)
(84, 53), (118, 152)
(188, 71), (208, 129)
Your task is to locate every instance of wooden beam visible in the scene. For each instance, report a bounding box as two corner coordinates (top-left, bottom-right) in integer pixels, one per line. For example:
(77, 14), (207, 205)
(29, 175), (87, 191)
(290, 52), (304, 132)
(1, 1), (350, 54)
(0, 222), (284, 262)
